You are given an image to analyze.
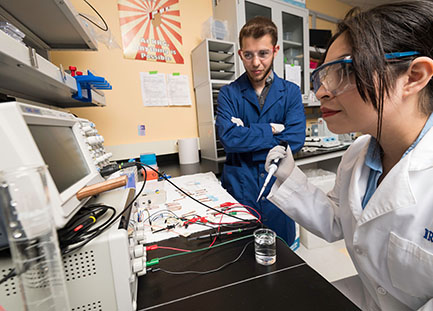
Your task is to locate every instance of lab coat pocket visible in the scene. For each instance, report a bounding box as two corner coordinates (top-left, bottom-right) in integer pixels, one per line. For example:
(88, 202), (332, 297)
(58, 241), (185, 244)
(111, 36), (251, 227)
(387, 231), (433, 299)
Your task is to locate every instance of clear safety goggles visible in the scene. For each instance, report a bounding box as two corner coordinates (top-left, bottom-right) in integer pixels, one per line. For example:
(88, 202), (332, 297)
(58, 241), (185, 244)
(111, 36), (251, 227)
(310, 51), (420, 96)
(239, 47), (275, 61)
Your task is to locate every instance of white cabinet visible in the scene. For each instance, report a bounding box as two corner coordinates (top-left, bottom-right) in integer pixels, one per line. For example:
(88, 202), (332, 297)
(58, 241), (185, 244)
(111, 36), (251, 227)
(213, 0), (310, 103)
(191, 39), (238, 161)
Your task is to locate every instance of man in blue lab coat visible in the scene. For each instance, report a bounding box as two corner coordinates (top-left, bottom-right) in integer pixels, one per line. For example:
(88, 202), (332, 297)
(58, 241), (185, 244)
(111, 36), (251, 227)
(216, 17), (305, 245)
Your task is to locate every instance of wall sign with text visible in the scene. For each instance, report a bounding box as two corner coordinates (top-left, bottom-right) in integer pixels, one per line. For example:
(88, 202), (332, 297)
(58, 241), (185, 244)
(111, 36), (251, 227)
(118, 0), (184, 64)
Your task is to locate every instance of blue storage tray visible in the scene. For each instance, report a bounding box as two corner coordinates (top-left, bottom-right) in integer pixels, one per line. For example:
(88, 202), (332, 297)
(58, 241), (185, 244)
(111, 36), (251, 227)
(72, 70), (112, 102)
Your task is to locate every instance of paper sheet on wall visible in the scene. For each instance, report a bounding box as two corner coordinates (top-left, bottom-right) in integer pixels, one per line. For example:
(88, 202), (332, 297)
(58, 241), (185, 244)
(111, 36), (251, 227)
(285, 64), (302, 88)
(140, 72), (169, 106)
(167, 74), (192, 106)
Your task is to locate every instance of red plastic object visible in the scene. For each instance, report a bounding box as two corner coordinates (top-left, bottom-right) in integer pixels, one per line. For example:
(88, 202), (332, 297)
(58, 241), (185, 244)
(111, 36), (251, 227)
(310, 61), (318, 69)
(69, 66), (77, 77)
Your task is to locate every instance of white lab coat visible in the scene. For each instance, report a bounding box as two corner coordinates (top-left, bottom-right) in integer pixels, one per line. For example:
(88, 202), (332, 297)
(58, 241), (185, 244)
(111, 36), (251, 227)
(268, 132), (433, 311)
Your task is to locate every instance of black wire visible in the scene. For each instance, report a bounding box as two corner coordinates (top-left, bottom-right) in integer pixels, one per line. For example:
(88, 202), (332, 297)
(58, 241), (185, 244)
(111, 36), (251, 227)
(153, 241), (253, 275)
(57, 204), (115, 250)
(62, 164), (147, 255)
(137, 162), (257, 224)
(85, 205), (116, 234)
(79, 0), (108, 32)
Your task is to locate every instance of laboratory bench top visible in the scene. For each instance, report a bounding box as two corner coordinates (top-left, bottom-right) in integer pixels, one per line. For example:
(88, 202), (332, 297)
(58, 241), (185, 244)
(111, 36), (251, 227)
(137, 146), (356, 310)
(136, 230), (360, 310)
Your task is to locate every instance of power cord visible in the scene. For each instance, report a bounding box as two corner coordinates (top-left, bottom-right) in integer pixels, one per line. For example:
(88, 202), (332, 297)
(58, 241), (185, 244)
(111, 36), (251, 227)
(58, 204), (116, 252)
(79, 0), (108, 31)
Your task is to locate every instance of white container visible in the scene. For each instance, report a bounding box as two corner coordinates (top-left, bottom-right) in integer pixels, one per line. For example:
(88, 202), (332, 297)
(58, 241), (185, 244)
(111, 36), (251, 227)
(177, 138), (200, 164)
(201, 17), (228, 41)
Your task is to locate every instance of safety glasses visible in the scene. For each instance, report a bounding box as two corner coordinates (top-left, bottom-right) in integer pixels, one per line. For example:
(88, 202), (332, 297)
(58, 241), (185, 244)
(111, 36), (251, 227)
(239, 47), (275, 61)
(311, 51), (420, 96)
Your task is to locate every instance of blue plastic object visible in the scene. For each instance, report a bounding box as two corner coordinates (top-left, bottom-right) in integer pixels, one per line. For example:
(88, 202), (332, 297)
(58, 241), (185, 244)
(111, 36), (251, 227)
(72, 70), (112, 102)
(140, 153), (157, 165)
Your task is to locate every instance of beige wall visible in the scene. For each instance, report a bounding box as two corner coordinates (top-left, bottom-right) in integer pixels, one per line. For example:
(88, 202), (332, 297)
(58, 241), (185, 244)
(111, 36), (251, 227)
(51, 0), (213, 159)
(307, 0), (353, 32)
(51, 0), (351, 159)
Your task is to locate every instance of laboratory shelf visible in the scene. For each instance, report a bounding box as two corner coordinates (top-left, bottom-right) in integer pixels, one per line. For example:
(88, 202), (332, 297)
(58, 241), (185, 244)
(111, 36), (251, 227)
(210, 70), (235, 80)
(192, 39), (237, 161)
(310, 46), (326, 60)
(0, 30), (105, 107)
(295, 149), (346, 166)
(0, 0), (97, 51)
(211, 79), (232, 88)
(209, 50), (234, 62)
(209, 60), (235, 71)
(283, 40), (303, 47)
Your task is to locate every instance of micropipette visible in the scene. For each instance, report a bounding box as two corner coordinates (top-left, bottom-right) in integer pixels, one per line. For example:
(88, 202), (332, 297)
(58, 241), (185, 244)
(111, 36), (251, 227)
(257, 141), (288, 202)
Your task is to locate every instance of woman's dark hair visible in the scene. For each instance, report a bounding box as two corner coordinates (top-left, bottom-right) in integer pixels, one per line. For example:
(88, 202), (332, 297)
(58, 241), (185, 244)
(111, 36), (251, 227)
(326, 0), (433, 141)
(239, 16), (278, 48)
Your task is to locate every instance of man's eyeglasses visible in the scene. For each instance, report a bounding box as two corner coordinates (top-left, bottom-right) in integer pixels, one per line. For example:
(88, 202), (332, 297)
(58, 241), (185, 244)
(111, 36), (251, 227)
(239, 48), (275, 61)
(310, 51), (420, 96)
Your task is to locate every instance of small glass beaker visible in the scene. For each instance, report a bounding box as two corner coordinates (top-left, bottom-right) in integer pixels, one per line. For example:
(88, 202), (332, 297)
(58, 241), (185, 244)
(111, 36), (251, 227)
(0, 165), (70, 311)
(254, 228), (276, 265)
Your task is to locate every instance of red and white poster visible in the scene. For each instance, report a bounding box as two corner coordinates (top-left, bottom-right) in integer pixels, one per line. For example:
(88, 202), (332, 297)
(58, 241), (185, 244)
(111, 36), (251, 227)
(118, 0), (184, 64)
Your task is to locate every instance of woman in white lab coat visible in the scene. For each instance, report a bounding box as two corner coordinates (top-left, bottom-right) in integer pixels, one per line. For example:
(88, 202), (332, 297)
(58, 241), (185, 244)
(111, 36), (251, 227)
(265, 1), (433, 310)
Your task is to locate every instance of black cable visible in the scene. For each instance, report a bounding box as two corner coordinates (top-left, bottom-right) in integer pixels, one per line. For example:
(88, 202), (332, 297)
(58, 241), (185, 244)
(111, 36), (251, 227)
(62, 165), (147, 255)
(57, 204), (116, 250)
(84, 205), (116, 234)
(153, 241), (253, 275)
(137, 162), (257, 224)
(79, 0), (108, 31)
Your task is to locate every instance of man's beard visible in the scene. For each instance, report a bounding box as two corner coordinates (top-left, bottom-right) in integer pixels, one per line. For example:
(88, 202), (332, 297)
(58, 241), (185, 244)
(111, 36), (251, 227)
(246, 58), (274, 83)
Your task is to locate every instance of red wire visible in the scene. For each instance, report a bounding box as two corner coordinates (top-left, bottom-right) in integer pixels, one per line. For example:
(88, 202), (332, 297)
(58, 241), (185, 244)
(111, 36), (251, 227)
(209, 213), (224, 247)
(208, 221), (253, 225)
(238, 203), (262, 221)
(157, 246), (191, 252)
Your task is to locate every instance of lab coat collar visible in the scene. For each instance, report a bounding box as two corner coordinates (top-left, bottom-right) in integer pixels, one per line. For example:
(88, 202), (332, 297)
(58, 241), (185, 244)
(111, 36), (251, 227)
(347, 137), (370, 222)
(354, 133), (433, 225)
(239, 71), (284, 114)
(408, 125), (433, 171)
(261, 74), (285, 115)
(239, 73), (260, 111)
(359, 153), (416, 225)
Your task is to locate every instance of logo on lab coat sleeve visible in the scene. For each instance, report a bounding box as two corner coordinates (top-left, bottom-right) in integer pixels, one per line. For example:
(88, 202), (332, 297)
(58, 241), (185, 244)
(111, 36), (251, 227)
(423, 228), (433, 242)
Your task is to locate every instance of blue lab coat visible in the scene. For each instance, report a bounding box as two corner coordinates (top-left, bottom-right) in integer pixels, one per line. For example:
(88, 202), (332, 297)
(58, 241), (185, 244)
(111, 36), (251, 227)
(216, 72), (306, 245)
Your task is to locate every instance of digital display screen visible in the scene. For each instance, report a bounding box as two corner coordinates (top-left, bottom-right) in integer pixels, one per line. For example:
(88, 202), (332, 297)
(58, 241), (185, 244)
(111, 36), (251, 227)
(29, 125), (90, 193)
